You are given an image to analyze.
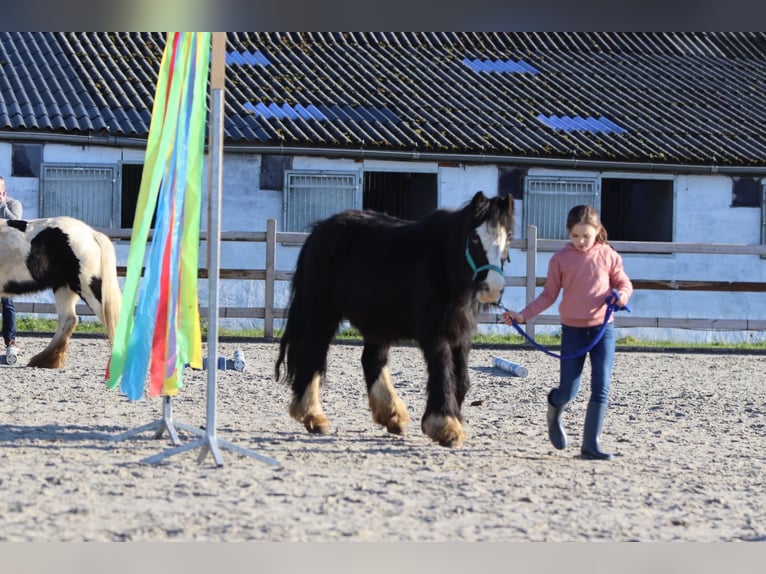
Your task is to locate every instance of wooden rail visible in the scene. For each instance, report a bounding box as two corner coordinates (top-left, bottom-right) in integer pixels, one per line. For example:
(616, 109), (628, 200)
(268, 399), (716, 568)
(16, 221), (766, 338)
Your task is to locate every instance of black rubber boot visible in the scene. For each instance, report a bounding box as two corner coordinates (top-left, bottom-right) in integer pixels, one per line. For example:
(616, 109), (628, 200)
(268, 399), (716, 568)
(546, 389), (567, 450)
(581, 401), (613, 460)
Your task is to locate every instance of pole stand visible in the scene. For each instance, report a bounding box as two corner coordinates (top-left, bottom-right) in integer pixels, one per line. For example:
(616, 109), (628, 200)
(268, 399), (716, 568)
(109, 395), (183, 446)
(140, 427), (281, 468)
(115, 43), (282, 470)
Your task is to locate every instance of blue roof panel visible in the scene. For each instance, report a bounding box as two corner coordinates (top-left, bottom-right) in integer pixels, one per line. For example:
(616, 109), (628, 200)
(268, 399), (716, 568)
(463, 57), (539, 75)
(537, 114), (626, 134)
(244, 100), (398, 124)
(226, 50), (270, 66)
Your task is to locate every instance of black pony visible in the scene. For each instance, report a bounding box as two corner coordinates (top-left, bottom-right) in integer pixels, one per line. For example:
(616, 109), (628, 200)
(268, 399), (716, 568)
(275, 191), (514, 448)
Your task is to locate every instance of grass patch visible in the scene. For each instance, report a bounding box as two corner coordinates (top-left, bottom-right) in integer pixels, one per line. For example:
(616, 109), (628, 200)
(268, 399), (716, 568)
(18, 317), (106, 335)
(17, 317), (766, 351)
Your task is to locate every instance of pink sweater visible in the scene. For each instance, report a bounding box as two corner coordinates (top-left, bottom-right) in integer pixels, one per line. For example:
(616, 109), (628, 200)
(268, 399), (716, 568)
(520, 242), (633, 328)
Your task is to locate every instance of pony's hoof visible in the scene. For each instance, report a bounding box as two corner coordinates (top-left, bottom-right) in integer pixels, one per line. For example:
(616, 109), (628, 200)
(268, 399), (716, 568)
(303, 414), (330, 435)
(436, 429), (465, 448)
(373, 408), (411, 435)
(385, 420), (409, 435)
(368, 379), (411, 436)
(421, 414), (465, 448)
(27, 354), (64, 369)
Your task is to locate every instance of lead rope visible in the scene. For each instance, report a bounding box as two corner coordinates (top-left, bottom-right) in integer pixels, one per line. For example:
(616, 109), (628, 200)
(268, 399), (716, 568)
(498, 290), (631, 360)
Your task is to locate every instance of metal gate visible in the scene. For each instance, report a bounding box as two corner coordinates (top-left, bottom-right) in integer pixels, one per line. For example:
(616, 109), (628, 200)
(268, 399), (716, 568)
(283, 171), (360, 232)
(524, 176), (599, 239)
(40, 164), (118, 227)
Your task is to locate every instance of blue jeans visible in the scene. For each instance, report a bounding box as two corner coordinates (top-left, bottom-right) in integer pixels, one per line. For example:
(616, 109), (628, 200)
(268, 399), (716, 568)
(2, 297), (16, 346)
(549, 322), (616, 407)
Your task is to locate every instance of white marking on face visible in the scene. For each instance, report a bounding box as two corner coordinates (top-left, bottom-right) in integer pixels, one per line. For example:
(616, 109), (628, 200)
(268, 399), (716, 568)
(475, 221), (508, 303)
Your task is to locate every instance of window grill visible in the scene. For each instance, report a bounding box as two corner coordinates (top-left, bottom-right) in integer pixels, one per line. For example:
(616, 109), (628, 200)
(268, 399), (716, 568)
(283, 171), (360, 232)
(40, 164), (118, 228)
(524, 176), (599, 239)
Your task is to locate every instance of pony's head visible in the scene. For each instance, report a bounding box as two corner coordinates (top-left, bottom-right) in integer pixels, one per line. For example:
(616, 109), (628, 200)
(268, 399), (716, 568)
(464, 190), (514, 304)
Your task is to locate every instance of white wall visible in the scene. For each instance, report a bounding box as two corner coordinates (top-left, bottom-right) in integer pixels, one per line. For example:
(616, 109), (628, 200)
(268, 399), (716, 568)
(2, 141), (764, 344)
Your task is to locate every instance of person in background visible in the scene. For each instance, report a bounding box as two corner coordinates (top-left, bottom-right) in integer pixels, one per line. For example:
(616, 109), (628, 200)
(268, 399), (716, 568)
(0, 176), (22, 357)
(502, 204), (633, 460)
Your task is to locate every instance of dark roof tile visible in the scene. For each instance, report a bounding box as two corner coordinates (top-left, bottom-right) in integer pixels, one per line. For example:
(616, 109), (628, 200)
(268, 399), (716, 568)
(1, 32), (766, 166)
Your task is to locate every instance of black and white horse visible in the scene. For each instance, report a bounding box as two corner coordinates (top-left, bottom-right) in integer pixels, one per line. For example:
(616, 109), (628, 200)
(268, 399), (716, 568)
(0, 216), (121, 368)
(275, 191), (514, 448)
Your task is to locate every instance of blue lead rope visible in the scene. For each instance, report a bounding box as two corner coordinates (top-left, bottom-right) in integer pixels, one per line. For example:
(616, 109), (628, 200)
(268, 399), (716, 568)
(502, 289), (631, 360)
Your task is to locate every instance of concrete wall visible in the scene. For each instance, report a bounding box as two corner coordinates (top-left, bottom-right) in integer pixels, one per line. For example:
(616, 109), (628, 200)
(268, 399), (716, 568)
(1, 141), (764, 344)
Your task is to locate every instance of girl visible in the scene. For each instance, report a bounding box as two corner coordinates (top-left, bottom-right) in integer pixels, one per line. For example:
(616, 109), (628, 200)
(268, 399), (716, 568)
(503, 205), (632, 460)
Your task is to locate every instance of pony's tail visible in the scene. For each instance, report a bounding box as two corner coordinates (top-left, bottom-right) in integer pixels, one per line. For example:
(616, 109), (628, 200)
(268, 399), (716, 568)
(93, 230), (122, 342)
(274, 244), (309, 385)
(274, 278), (302, 385)
(274, 322), (290, 382)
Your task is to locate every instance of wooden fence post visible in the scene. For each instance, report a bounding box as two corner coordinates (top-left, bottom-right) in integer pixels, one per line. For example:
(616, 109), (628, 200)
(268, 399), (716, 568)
(264, 218), (277, 338)
(526, 225), (538, 339)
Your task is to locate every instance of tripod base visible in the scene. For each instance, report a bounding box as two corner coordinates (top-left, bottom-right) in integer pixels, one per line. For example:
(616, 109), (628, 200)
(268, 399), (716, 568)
(140, 425), (281, 467)
(110, 396), (280, 468)
(109, 395), (183, 446)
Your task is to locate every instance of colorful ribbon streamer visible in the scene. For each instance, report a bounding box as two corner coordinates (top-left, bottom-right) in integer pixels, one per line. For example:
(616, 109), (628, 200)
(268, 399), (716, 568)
(107, 32), (210, 400)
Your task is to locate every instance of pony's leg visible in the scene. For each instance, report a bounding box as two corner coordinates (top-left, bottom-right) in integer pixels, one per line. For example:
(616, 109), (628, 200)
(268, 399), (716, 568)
(28, 288), (79, 369)
(452, 342), (471, 408)
(289, 371), (330, 434)
(362, 343), (410, 435)
(288, 340), (334, 435)
(420, 341), (466, 448)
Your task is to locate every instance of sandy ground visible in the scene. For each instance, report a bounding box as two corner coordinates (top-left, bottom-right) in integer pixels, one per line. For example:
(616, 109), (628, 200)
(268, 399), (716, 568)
(0, 334), (764, 542)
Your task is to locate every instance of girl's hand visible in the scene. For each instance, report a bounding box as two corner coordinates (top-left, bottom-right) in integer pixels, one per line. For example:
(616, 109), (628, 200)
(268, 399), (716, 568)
(502, 311), (525, 325)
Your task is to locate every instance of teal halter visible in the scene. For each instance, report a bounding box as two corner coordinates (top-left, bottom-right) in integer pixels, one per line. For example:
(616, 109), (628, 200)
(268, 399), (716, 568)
(465, 238), (504, 279)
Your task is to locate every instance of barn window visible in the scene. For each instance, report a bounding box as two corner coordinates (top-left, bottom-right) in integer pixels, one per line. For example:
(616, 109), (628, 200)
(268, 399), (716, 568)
(121, 163), (155, 228)
(40, 163), (119, 228)
(601, 177), (674, 242)
(760, 183), (766, 257)
(283, 170), (361, 232)
(261, 155), (293, 191)
(732, 177), (761, 207)
(523, 176), (599, 239)
(523, 174), (674, 242)
(363, 171), (437, 221)
(12, 143), (42, 178)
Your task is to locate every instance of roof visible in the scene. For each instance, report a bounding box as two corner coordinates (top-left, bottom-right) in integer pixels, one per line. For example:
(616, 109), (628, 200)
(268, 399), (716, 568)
(1, 32), (766, 167)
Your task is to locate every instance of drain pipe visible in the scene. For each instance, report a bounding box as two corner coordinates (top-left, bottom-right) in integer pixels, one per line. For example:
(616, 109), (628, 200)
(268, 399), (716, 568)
(3, 130), (766, 176)
(0, 130), (148, 148)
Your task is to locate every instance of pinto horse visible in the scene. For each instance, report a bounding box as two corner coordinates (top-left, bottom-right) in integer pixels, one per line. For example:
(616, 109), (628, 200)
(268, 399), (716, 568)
(0, 216), (121, 368)
(275, 190), (514, 448)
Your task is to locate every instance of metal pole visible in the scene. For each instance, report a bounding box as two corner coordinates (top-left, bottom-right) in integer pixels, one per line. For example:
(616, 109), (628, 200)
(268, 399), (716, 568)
(109, 395), (182, 446)
(195, 85), (225, 466)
